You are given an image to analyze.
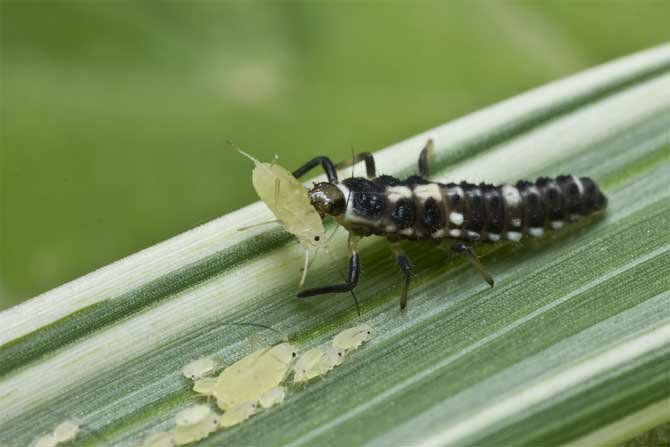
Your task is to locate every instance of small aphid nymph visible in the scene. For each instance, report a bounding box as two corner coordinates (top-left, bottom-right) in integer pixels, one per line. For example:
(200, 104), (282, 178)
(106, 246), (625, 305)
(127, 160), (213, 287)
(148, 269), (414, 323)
(141, 431), (175, 447)
(259, 386), (287, 409)
(52, 420), (81, 443)
(333, 324), (373, 352)
(173, 405), (219, 445)
(181, 357), (217, 381)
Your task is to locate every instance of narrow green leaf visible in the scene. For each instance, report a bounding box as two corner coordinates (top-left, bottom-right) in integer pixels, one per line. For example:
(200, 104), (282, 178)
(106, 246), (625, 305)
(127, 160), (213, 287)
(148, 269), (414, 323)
(1, 45), (669, 447)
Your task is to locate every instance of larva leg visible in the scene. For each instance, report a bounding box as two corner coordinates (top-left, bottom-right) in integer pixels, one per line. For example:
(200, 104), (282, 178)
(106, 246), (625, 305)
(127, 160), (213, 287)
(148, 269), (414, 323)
(296, 251), (360, 297)
(335, 152), (377, 178)
(451, 242), (495, 287)
(390, 243), (412, 310)
(418, 139), (434, 178)
(292, 156), (339, 183)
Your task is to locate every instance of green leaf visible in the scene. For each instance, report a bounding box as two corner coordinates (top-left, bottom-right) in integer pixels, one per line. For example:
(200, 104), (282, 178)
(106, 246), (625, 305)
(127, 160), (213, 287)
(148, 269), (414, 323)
(1, 44), (669, 447)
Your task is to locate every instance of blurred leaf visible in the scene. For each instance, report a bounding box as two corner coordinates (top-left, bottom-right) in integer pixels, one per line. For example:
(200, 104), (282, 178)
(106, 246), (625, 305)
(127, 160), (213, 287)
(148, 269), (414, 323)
(1, 46), (669, 447)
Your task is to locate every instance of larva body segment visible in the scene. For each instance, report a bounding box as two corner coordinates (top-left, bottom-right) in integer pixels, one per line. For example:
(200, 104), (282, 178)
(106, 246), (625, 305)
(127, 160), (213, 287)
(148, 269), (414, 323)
(334, 175), (607, 244)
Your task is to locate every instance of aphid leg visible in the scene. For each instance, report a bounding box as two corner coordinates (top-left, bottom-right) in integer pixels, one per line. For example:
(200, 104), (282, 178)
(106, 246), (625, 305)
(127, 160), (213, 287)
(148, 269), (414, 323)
(299, 248), (310, 288)
(292, 156), (339, 183)
(296, 237), (361, 298)
(335, 152), (377, 178)
(451, 242), (495, 287)
(418, 138), (435, 178)
(274, 177), (281, 208)
(390, 243), (412, 310)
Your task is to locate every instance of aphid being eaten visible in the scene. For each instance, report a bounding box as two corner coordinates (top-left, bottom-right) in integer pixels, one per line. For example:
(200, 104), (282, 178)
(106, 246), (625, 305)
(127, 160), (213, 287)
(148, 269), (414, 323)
(283, 140), (608, 309)
(333, 324), (373, 352)
(181, 357), (217, 381)
(239, 150), (329, 286)
(173, 404), (220, 446)
(213, 342), (297, 411)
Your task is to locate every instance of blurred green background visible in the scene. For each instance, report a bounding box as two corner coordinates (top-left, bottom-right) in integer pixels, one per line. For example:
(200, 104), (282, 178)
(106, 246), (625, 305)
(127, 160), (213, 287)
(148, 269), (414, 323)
(1, 0), (669, 311)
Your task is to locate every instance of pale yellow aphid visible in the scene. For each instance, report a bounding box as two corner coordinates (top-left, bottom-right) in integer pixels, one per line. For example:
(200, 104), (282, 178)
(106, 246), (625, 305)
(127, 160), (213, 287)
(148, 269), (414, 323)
(181, 357), (217, 381)
(259, 386), (287, 409)
(141, 431), (175, 447)
(332, 324), (374, 352)
(31, 434), (56, 447)
(292, 348), (325, 383)
(173, 405), (220, 446)
(219, 401), (257, 428)
(239, 150), (328, 286)
(31, 419), (81, 447)
(192, 377), (218, 396)
(213, 342), (297, 411)
(52, 419), (81, 443)
(317, 345), (346, 373)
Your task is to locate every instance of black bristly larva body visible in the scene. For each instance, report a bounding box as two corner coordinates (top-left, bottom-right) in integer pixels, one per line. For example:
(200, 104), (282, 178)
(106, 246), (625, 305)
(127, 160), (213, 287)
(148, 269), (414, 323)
(290, 140), (608, 309)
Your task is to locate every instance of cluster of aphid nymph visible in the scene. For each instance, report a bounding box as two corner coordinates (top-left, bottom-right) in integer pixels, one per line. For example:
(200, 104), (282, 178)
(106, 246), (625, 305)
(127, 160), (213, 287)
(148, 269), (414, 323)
(244, 139), (607, 310)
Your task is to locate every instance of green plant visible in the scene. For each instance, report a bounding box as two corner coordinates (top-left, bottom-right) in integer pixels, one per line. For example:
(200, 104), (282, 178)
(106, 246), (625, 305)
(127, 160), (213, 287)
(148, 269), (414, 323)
(1, 45), (669, 446)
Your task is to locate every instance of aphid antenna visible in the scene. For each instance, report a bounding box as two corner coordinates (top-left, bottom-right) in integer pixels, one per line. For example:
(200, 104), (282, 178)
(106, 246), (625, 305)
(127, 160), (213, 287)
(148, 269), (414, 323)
(236, 219), (281, 232)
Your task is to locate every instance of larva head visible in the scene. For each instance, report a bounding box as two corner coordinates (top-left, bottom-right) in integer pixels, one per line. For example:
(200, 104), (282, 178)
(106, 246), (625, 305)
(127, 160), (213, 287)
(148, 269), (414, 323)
(308, 182), (346, 217)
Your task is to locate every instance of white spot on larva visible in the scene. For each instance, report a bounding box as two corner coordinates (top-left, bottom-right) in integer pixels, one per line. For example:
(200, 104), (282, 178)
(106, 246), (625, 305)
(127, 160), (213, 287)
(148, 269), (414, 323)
(506, 231), (522, 241)
(174, 405), (219, 445)
(399, 228), (414, 236)
(182, 357), (217, 381)
(449, 212), (464, 226)
(447, 186), (464, 202)
(529, 227), (544, 237)
(333, 324), (373, 352)
(220, 401), (257, 428)
(259, 386), (286, 409)
(385, 225), (398, 233)
(511, 218), (522, 227)
(466, 231), (480, 241)
(501, 184), (522, 207)
(449, 229), (462, 238)
(141, 431), (175, 447)
(571, 175), (584, 195)
(551, 221), (564, 229)
(413, 184), (442, 202)
(488, 233), (501, 242)
(386, 186), (412, 202)
(431, 229), (445, 238)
